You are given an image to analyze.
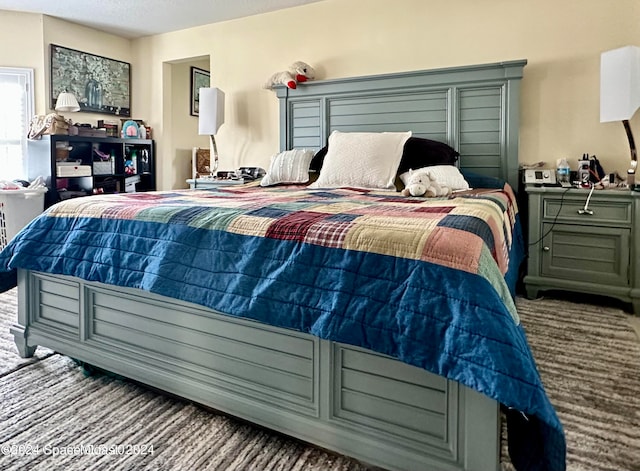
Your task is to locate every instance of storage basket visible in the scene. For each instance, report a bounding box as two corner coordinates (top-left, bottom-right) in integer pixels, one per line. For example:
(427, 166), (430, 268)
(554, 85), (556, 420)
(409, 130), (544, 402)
(93, 160), (114, 175)
(0, 188), (47, 251)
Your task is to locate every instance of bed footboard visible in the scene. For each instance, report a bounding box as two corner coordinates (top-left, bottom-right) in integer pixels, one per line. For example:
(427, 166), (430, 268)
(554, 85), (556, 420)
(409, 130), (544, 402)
(13, 269), (500, 471)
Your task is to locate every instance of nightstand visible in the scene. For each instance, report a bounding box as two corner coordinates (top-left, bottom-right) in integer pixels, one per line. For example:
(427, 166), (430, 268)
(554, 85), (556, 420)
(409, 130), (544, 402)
(186, 178), (245, 189)
(524, 185), (640, 313)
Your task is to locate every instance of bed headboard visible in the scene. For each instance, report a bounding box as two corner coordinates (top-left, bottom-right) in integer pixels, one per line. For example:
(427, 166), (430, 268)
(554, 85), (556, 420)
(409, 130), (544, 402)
(277, 60), (527, 190)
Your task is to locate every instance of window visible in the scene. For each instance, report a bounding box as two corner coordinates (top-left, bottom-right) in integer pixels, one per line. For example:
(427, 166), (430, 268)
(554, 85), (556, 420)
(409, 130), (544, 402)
(0, 68), (34, 180)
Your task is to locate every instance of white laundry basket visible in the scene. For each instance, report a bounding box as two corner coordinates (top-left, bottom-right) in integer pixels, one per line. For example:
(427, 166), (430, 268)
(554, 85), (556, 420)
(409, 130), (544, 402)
(0, 187), (47, 251)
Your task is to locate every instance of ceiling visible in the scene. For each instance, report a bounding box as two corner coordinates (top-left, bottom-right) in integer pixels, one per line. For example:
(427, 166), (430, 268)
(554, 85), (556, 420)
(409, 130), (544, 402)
(0, 0), (326, 38)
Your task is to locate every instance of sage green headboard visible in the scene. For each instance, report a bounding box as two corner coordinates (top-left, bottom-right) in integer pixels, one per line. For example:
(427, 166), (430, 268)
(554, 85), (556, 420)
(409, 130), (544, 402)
(277, 60), (527, 190)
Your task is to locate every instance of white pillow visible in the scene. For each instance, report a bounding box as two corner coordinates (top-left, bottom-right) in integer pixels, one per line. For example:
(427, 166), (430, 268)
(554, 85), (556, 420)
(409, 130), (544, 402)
(260, 148), (315, 186)
(309, 130), (412, 190)
(399, 165), (470, 190)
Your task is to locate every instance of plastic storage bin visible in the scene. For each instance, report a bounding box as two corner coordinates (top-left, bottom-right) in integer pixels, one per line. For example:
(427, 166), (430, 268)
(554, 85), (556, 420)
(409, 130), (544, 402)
(0, 187), (47, 250)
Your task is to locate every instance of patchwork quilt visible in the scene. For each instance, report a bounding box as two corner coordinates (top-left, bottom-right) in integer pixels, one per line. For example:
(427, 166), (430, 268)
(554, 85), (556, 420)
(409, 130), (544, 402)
(0, 185), (565, 471)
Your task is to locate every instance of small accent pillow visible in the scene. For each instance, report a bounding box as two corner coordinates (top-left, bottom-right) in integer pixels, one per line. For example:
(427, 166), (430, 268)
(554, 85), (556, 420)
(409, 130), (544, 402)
(260, 148), (315, 186)
(309, 130), (412, 190)
(399, 165), (470, 191)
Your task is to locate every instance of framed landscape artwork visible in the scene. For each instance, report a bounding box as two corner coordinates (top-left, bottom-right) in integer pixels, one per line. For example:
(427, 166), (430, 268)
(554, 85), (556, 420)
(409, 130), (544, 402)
(50, 44), (131, 117)
(190, 67), (210, 116)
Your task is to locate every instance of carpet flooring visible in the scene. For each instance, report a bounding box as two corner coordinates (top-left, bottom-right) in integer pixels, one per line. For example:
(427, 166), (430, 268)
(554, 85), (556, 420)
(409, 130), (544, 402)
(505, 296), (640, 471)
(0, 289), (52, 376)
(1, 288), (639, 470)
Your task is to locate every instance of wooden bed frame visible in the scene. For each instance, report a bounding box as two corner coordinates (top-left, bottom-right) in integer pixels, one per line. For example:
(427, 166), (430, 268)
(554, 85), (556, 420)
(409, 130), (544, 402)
(12, 60), (526, 471)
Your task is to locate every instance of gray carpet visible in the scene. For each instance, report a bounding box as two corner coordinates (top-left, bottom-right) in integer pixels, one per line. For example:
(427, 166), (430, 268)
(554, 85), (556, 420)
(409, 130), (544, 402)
(1, 289), (639, 470)
(0, 289), (53, 375)
(508, 297), (640, 471)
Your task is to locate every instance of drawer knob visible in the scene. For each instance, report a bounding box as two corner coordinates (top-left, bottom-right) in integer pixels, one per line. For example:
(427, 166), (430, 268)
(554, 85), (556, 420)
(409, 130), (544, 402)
(543, 246), (550, 252)
(577, 208), (594, 215)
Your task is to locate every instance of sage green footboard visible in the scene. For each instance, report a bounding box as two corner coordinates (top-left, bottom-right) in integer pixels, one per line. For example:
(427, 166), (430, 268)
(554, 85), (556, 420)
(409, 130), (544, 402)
(12, 269), (500, 471)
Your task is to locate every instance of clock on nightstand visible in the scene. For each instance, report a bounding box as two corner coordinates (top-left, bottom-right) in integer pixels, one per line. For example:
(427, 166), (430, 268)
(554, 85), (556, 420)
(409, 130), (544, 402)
(524, 185), (640, 314)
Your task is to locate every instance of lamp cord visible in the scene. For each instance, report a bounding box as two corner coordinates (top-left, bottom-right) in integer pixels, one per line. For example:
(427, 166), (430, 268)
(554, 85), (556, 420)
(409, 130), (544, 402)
(528, 186), (572, 247)
(577, 183), (595, 215)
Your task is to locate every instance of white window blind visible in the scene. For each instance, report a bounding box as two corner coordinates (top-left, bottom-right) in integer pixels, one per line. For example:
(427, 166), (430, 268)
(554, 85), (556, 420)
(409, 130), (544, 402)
(0, 68), (34, 181)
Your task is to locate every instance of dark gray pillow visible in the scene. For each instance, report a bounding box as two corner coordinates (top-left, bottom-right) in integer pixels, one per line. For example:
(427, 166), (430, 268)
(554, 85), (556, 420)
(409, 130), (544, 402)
(309, 145), (328, 172)
(309, 137), (459, 173)
(397, 137), (459, 174)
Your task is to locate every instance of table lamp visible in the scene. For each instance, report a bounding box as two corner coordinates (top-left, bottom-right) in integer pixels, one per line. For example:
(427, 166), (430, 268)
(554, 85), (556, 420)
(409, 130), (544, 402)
(198, 87), (225, 177)
(600, 46), (640, 188)
(54, 91), (80, 112)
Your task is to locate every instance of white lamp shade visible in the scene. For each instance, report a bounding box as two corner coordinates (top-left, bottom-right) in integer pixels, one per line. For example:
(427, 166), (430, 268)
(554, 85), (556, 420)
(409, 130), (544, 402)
(55, 92), (80, 112)
(198, 88), (225, 135)
(600, 45), (640, 122)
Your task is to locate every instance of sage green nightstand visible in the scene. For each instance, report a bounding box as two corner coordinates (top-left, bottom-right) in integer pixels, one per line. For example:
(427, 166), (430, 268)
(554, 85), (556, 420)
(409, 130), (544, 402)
(524, 185), (640, 313)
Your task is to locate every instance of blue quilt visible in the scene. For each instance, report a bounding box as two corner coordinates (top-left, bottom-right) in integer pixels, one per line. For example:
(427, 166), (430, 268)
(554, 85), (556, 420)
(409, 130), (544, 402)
(0, 184), (565, 471)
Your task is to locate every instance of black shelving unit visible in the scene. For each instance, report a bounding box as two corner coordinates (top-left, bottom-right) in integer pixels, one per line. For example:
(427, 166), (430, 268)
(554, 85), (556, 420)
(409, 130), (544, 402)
(27, 135), (155, 207)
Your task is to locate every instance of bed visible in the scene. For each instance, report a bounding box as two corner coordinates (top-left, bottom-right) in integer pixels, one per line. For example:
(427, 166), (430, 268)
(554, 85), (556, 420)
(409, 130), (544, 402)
(0, 60), (565, 471)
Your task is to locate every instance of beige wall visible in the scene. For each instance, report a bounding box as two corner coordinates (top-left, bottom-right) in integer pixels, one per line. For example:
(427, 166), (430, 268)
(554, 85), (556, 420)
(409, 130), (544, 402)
(3, 1), (639, 190)
(171, 58), (210, 188)
(0, 11), (45, 114)
(134, 0), (639, 189)
(42, 16), (132, 125)
(0, 11), (132, 120)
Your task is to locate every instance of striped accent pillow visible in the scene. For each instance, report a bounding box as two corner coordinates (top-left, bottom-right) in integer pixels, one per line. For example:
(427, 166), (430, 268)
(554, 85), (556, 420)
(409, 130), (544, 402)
(260, 149), (315, 186)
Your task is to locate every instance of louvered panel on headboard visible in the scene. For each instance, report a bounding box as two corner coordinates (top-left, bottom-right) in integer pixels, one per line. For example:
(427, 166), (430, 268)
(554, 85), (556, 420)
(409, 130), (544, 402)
(289, 101), (322, 149)
(457, 87), (504, 179)
(277, 60), (526, 189)
(327, 92), (448, 139)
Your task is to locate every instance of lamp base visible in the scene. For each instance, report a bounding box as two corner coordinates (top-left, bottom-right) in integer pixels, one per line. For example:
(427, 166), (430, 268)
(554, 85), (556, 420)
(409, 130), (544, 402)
(623, 121), (638, 191)
(628, 172), (640, 191)
(209, 135), (219, 175)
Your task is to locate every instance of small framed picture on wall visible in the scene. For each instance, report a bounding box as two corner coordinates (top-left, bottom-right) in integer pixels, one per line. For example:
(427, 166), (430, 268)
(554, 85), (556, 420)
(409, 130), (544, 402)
(191, 67), (210, 116)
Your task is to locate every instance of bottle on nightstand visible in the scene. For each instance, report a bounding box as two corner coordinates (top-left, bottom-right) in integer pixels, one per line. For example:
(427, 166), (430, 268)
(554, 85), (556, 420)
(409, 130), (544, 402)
(556, 158), (571, 187)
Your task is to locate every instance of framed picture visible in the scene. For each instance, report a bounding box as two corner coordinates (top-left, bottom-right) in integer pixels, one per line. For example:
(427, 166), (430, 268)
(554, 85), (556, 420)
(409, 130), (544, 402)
(190, 67), (210, 116)
(192, 147), (212, 178)
(50, 44), (131, 116)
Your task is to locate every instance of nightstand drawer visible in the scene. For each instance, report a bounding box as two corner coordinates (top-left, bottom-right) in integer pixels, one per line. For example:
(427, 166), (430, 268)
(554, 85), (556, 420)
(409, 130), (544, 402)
(543, 197), (632, 225)
(540, 223), (629, 286)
